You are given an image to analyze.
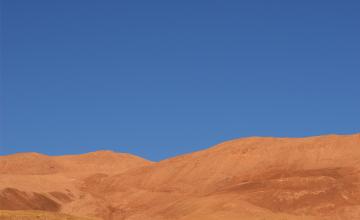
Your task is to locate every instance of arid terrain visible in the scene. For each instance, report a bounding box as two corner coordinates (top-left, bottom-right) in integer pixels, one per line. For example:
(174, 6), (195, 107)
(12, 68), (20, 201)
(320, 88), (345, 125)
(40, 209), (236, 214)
(1, 133), (360, 220)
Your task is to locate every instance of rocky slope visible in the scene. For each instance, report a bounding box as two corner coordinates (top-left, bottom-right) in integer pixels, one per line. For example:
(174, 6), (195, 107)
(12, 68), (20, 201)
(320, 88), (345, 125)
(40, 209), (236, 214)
(1, 133), (359, 220)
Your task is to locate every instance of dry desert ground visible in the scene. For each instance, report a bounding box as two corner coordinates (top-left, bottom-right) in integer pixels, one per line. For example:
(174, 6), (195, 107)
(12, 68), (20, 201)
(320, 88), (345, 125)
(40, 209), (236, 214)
(1, 133), (360, 220)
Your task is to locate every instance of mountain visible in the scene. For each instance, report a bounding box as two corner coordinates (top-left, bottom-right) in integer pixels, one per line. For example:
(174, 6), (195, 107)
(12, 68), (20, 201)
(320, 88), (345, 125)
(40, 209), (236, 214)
(0, 150), (152, 175)
(1, 134), (360, 220)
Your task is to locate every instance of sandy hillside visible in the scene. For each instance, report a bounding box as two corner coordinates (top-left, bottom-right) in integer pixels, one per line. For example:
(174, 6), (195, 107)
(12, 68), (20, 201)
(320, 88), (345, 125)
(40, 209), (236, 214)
(0, 210), (99, 220)
(1, 133), (360, 220)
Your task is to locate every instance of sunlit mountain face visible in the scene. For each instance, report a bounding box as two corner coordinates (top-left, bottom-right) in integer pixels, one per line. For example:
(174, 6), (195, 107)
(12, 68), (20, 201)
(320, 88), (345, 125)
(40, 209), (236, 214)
(1, 134), (360, 220)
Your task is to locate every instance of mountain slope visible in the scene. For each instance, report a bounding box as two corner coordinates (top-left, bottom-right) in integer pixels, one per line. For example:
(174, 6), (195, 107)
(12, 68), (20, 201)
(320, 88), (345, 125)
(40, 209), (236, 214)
(0, 210), (99, 220)
(82, 134), (360, 219)
(0, 150), (152, 176)
(1, 133), (360, 220)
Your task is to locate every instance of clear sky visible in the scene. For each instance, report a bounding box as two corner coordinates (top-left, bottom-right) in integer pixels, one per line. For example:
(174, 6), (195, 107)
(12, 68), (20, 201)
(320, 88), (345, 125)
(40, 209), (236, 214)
(1, 0), (359, 161)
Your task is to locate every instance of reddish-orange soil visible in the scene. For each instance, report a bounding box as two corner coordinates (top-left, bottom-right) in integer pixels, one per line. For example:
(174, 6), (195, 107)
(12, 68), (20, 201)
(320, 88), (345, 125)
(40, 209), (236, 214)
(1, 134), (360, 219)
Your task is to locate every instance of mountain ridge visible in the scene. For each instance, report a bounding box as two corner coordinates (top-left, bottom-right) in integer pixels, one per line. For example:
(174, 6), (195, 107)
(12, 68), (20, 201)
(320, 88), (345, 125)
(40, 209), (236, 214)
(2, 132), (359, 160)
(1, 133), (360, 220)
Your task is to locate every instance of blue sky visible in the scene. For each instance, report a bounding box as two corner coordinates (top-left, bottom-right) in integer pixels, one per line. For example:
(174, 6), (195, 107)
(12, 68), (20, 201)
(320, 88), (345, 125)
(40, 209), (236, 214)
(1, 0), (359, 161)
